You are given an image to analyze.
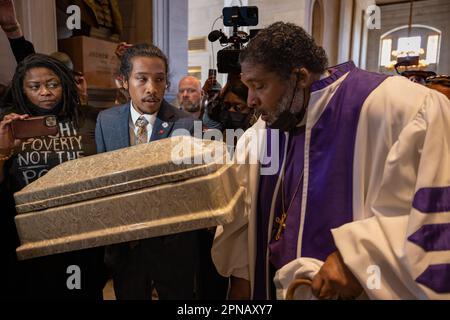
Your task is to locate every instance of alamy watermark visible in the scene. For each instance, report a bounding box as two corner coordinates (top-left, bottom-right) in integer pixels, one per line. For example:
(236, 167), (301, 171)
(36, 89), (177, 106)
(170, 122), (281, 176)
(365, 5), (381, 30)
(366, 265), (381, 290)
(66, 265), (81, 290)
(66, 5), (81, 30)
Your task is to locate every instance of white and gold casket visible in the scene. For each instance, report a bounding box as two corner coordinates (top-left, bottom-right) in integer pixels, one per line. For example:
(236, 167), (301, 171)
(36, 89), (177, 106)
(14, 136), (243, 260)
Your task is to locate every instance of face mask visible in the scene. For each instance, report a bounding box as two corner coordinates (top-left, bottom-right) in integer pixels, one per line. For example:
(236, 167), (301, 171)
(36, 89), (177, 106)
(268, 106), (307, 132)
(226, 111), (253, 130)
(268, 85), (308, 132)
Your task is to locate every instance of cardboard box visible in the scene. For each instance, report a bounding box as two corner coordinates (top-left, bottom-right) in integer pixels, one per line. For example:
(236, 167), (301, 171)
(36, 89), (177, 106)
(58, 36), (120, 89)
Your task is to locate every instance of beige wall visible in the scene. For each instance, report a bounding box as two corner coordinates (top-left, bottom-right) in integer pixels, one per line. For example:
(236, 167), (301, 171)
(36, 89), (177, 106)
(250, 0), (307, 28)
(188, 0), (224, 84)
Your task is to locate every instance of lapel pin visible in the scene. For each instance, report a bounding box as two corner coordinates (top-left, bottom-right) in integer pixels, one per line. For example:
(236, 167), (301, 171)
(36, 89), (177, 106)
(159, 130), (165, 134)
(162, 122), (169, 128)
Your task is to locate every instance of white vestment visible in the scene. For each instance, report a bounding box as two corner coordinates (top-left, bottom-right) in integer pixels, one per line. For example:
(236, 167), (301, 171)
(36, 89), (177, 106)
(212, 63), (450, 299)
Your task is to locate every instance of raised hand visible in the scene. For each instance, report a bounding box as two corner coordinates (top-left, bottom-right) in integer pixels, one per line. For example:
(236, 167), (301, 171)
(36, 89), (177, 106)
(0, 0), (19, 28)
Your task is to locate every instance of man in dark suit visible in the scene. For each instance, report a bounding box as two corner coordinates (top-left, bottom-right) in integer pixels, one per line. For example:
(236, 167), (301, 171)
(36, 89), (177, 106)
(95, 43), (199, 300)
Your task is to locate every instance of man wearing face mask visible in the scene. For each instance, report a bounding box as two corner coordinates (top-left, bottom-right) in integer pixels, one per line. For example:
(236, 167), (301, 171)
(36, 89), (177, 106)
(212, 22), (450, 300)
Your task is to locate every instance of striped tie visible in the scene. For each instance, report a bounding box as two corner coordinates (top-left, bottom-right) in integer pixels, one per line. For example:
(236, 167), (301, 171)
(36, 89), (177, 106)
(135, 115), (149, 144)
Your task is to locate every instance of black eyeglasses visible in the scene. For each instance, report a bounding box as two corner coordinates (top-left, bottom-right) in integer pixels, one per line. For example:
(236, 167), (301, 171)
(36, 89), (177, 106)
(222, 102), (249, 112)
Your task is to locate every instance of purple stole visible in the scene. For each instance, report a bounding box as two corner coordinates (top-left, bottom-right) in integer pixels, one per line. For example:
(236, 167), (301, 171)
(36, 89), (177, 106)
(254, 61), (388, 299)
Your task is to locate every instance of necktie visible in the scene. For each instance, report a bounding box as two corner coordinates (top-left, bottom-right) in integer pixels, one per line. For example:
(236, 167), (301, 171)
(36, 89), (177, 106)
(135, 115), (149, 144)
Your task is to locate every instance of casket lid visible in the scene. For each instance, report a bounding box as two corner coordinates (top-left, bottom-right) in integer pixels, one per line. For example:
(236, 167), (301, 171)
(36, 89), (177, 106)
(14, 136), (229, 213)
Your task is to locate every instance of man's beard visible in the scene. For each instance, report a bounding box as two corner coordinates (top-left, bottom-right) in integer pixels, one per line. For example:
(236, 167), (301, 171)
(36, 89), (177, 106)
(266, 80), (305, 128)
(181, 101), (201, 113)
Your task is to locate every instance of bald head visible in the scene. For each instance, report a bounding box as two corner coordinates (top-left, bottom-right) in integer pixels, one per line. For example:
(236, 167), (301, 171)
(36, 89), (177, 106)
(177, 76), (203, 113)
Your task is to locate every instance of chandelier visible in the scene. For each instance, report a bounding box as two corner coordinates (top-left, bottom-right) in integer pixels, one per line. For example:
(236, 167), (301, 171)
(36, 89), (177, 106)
(385, 0), (429, 70)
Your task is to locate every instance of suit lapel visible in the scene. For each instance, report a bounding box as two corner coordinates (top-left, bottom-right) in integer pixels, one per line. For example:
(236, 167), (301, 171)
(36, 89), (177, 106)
(116, 103), (131, 148)
(150, 101), (175, 142)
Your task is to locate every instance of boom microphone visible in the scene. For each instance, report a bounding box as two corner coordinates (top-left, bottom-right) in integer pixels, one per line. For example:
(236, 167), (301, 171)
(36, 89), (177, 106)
(208, 30), (225, 42)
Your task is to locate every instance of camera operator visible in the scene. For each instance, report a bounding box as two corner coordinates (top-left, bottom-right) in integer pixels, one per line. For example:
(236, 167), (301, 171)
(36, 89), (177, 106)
(194, 72), (256, 300)
(203, 73), (255, 132)
(203, 6), (259, 134)
(201, 75), (222, 130)
(194, 6), (260, 300)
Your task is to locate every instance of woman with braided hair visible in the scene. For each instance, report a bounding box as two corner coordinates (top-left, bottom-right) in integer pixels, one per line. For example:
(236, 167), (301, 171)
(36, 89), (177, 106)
(0, 54), (106, 300)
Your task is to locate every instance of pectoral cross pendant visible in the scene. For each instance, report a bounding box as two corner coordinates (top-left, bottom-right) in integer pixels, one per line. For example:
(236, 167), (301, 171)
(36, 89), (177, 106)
(275, 212), (287, 241)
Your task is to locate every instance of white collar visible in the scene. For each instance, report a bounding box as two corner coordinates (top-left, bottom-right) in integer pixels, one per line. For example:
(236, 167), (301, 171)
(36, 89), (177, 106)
(130, 101), (157, 126)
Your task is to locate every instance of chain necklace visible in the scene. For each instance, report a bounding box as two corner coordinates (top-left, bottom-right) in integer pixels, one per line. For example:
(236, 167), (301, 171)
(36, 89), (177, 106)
(274, 146), (305, 241)
(273, 81), (310, 241)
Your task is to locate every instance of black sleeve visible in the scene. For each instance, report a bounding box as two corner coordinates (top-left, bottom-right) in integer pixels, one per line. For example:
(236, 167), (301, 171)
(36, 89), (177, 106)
(8, 36), (36, 64)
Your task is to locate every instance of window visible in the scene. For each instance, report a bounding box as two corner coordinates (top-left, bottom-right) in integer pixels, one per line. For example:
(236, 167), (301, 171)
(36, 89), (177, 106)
(380, 39), (392, 67)
(397, 36), (421, 54)
(426, 35), (439, 64)
(378, 25), (441, 71)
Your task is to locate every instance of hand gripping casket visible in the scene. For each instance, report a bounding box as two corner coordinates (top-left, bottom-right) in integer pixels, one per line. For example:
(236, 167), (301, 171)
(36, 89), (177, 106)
(14, 136), (244, 260)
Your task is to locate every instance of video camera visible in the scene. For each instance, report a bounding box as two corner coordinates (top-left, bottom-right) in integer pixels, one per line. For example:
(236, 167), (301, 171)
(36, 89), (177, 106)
(208, 6), (259, 74)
